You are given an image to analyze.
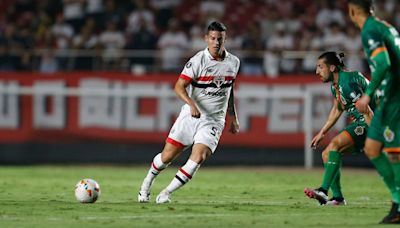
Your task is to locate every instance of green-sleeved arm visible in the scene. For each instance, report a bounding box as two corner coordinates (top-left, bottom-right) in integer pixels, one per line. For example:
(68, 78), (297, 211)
(365, 50), (391, 97)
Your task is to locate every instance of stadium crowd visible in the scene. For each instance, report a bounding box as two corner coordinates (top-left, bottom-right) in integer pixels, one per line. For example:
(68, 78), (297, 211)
(0, 0), (399, 76)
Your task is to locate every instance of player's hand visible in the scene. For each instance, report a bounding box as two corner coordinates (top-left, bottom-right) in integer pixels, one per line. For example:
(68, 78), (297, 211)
(311, 131), (324, 149)
(190, 105), (201, 118)
(229, 119), (240, 135)
(355, 94), (370, 114)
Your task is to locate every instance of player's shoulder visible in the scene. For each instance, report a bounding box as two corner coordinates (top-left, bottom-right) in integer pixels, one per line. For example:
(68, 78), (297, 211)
(343, 70), (369, 84)
(342, 70), (365, 78)
(189, 49), (209, 63)
(226, 50), (240, 63)
(226, 50), (240, 69)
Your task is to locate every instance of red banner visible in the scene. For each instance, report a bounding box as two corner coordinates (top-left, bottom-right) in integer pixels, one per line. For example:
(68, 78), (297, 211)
(0, 72), (325, 148)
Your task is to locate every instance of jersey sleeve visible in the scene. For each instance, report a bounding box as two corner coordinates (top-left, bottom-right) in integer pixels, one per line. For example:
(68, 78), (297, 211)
(179, 56), (200, 82)
(355, 72), (369, 91)
(362, 30), (391, 97)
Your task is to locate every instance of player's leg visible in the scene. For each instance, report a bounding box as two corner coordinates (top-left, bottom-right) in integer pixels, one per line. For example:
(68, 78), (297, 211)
(320, 148), (343, 202)
(379, 121), (400, 223)
(156, 120), (223, 203)
(382, 152), (400, 223)
(156, 143), (212, 203)
(305, 130), (353, 204)
(138, 142), (184, 203)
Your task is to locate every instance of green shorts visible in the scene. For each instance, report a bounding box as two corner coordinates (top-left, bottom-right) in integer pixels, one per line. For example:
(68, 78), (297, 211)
(342, 121), (368, 154)
(368, 106), (400, 152)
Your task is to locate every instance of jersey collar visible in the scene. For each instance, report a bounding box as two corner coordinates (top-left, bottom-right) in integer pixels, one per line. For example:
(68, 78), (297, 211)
(205, 48), (229, 61)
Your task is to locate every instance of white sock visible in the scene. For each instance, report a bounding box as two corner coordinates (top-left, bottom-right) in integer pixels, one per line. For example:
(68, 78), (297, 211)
(165, 159), (200, 193)
(140, 153), (169, 192)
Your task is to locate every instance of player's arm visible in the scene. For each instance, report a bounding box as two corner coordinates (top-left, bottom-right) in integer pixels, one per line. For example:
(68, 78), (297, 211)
(174, 77), (200, 118)
(311, 99), (343, 148)
(356, 32), (391, 113)
(227, 88), (239, 134)
(362, 105), (373, 126)
(365, 47), (391, 97)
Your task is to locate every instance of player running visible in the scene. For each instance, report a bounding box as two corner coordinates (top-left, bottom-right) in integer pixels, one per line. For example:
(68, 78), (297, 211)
(137, 21), (240, 203)
(348, 0), (400, 224)
(304, 51), (373, 206)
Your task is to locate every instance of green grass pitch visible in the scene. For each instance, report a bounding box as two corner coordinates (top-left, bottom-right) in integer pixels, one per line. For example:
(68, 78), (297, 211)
(0, 165), (392, 227)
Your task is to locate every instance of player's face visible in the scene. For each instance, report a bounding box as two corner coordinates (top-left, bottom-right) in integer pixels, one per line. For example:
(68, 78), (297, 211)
(316, 59), (333, 83)
(205, 31), (226, 55)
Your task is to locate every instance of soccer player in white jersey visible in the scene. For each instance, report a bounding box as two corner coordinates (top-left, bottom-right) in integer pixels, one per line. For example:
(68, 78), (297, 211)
(138, 21), (240, 203)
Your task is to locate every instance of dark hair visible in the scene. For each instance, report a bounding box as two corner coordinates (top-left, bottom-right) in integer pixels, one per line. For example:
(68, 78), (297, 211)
(348, 0), (373, 14)
(207, 21), (227, 32)
(318, 51), (345, 69)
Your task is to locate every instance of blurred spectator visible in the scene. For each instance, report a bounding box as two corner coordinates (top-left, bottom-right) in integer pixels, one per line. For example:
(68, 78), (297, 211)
(126, 0), (156, 34)
(51, 14), (74, 70)
(299, 28), (323, 73)
(39, 29), (59, 73)
(200, 0), (225, 25)
(224, 24), (243, 51)
(101, 0), (125, 31)
(394, 4), (400, 31)
(315, 1), (345, 29)
(98, 20), (126, 70)
(343, 26), (363, 72)
(373, 0), (393, 22)
(0, 24), (18, 71)
(150, 0), (182, 31)
(188, 25), (205, 55)
(85, 0), (104, 31)
(62, 0), (85, 33)
(126, 17), (158, 73)
(157, 18), (188, 73)
(259, 4), (279, 39)
(322, 22), (346, 51)
(265, 22), (295, 76)
(0, 0), (386, 74)
(240, 23), (264, 76)
(72, 18), (99, 70)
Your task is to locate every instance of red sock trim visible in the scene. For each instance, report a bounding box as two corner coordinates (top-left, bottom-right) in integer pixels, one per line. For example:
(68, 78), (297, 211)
(152, 162), (160, 172)
(179, 168), (192, 179)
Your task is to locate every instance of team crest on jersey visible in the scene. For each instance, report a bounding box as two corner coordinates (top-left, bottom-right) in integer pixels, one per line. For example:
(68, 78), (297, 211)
(213, 76), (225, 87)
(384, 126), (395, 142)
(354, 126), (365, 136)
(185, 62), (192, 68)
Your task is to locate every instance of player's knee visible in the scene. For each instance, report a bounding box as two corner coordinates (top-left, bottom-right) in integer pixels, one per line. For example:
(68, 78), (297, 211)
(161, 145), (182, 163)
(322, 149), (329, 162)
(190, 145), (212, 164)
(326, 140), (340, 152)
(363, 144), (380, 159)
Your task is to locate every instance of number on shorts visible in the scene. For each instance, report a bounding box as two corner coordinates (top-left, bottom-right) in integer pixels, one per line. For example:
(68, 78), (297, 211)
(210, 126), (218, 136)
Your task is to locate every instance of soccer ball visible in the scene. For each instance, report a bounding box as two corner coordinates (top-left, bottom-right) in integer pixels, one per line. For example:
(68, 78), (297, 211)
(74, 179), (101, 203)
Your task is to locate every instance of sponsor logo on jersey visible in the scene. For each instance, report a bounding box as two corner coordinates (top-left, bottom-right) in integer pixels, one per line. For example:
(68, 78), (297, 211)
(185, 62), (192, 68)
(201, 89), (227, 97)
(384, 126), (395, 142)
(213, 76), (225, 88)
(354, 126), (365, 136)
(350, 91), (361, 102)
(368, 39), (380, 51)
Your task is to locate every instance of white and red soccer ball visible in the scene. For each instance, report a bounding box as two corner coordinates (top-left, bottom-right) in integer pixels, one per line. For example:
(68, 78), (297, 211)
(75, 179), (101, 203)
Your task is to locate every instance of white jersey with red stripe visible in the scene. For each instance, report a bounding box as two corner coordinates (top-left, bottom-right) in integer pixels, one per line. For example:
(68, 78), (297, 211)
(179, 48), (240, 120)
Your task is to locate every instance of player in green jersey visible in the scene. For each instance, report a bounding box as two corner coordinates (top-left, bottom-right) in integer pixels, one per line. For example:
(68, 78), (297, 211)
(304, 51), (373, 206)
(349, 0), (400, 224)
